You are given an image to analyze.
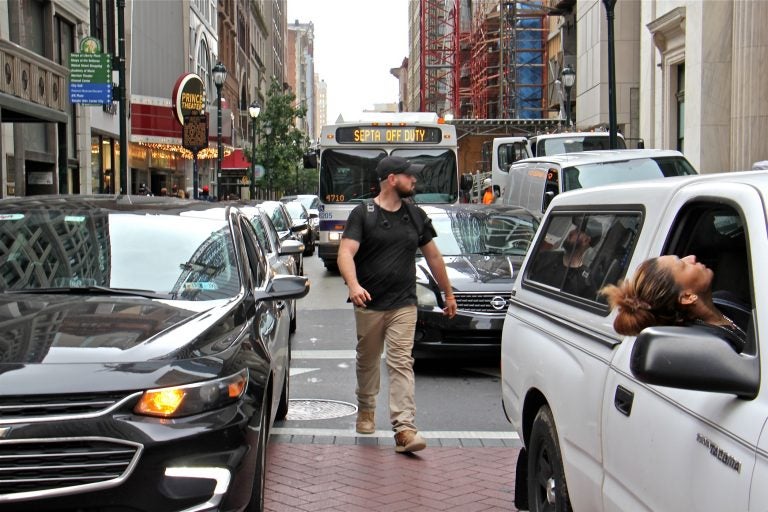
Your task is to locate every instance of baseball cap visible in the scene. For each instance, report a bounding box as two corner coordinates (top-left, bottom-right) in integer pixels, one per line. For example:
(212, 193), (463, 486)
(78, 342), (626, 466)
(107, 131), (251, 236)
(483, 178), (492, 187)
(375, 156), (424, 181)
(202, 185), (209, 193)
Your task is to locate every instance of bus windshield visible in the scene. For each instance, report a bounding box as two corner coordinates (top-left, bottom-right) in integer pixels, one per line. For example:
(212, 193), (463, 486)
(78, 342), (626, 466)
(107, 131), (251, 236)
(319, 148), (458, 204)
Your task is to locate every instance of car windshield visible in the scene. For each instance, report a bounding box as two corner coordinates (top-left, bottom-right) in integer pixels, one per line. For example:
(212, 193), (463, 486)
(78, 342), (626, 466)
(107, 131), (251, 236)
(428, 208), (539, 257)
(284, 202), (308, 220)
(540, 135), (626, 155)
(0, 209), (240, 301)
(562, 156), (697, 191)
(260, 202), (290, 231)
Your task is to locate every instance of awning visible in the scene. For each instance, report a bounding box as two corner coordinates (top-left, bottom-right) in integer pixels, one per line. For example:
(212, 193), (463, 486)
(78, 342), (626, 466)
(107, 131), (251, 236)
(221, 148), (251, 169)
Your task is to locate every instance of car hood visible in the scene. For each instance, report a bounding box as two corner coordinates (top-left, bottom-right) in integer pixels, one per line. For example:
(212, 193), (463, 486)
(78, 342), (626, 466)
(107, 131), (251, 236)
(0, 293), (242, 364)
(0, 294), (252, 394)
(415, 254), (523, 293)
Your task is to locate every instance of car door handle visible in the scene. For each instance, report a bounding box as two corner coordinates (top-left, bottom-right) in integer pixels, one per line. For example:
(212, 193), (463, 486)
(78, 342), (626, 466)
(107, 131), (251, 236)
(614, 385), (634, 417)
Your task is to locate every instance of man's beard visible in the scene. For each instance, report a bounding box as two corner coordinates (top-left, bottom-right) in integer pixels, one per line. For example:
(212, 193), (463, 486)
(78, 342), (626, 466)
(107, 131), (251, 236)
(562, 239), (576, 252)
(396, 184), (415, 198)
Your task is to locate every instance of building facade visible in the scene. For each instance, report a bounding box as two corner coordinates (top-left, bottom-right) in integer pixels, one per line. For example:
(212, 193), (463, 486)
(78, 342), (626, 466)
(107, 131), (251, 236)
(0, 0), (92, 197)
(286, 20), (315, 141)
(640, 0), (768, 172)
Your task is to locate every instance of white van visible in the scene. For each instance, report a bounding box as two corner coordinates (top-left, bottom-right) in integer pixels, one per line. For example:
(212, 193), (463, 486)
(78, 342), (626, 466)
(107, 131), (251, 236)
(501, 149), (697, 215)
(489, 136), (531, 200)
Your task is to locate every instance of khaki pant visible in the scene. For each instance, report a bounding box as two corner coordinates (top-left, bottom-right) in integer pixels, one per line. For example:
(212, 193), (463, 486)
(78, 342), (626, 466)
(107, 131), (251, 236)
(354, 305), (417, 433)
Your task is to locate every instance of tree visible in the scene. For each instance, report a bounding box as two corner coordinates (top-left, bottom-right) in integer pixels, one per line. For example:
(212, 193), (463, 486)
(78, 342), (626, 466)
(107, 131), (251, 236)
(248, 77), (310, 197)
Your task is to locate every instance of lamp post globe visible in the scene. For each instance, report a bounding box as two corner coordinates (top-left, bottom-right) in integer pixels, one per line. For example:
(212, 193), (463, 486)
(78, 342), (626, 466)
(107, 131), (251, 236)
(248, 100), (261, 199)
(212, 62), (227, 199)
(561, 64), (576, 127)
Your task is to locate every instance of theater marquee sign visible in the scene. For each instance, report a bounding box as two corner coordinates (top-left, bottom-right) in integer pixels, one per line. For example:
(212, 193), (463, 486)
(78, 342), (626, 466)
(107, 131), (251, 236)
(171, 73), (205, 125)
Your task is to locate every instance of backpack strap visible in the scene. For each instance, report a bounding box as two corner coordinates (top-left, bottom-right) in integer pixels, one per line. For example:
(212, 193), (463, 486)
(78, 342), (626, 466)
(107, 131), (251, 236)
(363, 199), (432, 245)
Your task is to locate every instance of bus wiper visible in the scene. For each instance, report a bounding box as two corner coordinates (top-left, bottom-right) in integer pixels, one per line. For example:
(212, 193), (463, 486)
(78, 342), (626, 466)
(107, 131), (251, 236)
(3, 286), (169, 299)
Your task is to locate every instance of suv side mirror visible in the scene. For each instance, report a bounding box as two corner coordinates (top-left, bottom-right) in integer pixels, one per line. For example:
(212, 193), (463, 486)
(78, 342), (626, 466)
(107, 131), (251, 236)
(460, 174), (473, 191)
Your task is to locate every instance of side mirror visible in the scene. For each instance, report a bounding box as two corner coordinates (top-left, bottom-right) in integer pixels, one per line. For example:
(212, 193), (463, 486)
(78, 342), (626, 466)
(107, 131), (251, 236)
(255, 274), (310, 301)
(636, 139), (645, 149)
(279, 239), (305, 256)
(460, 174), (473, 191)
(632, 326), (758, 399)
(493, 185), (501, 198)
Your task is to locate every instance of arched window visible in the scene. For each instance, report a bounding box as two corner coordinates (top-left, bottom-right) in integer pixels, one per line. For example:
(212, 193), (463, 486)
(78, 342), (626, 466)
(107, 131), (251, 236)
(197, 38), (211, 101)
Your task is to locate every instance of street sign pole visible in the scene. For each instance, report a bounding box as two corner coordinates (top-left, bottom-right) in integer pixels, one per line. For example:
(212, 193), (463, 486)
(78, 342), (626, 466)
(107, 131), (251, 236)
(193, 151), (199, 200)
(182, 113), (208, 200)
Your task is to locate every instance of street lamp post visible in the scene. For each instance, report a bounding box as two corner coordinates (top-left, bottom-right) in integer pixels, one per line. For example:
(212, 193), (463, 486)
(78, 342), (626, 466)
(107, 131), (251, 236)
(561, 64), (576, 128)
(263, 121), (272, 198)
(602, 0), (618, 149)
(212, 62), (227, 199)
(248, 100), (261, 200)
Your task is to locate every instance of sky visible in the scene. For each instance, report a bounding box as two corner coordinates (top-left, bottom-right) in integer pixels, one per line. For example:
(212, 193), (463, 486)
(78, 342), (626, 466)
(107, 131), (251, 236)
(286, 0), (409, 124)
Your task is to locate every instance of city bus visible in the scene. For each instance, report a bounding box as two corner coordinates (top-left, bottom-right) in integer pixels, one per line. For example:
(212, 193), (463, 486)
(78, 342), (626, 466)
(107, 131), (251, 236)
(317, 112), (462, 270)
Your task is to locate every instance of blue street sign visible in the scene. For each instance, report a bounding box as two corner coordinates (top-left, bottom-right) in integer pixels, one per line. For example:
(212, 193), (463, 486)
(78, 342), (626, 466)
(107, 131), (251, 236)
(70, 82), (113, 104)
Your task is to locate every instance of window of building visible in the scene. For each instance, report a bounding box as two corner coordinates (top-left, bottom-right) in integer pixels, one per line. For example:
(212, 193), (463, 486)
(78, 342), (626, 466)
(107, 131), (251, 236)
(648, 7), (686, 151)
(676, 63), (685, 152)
(24, 0), (46, 55)
(197, 38), (211, 98)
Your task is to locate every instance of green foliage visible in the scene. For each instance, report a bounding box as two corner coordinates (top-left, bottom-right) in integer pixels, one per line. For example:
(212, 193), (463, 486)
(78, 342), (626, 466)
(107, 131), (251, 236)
(247, 77), (311, 195)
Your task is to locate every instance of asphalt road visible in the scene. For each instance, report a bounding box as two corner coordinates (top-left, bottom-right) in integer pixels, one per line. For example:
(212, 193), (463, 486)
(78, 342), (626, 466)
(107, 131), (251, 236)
(273, 252), (516, 438)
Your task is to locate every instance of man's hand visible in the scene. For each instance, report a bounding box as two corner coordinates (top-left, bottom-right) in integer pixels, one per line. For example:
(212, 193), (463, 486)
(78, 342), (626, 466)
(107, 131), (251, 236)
(348, 283), (371, 308)
(443, 296), (457, 318)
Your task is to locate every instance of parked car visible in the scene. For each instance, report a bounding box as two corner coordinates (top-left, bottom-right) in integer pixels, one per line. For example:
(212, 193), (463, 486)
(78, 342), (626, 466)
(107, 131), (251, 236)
(240, 204), (305, 333)
(257, 200), (305, 274)
(0, 195), (309, 512)
(283, 200), (317, 256)
(413, 204), (539, 358)
(501, 149), (697, 215)
(501, 171), (765, 511)
(281, 195), (320, 248)
(280, 194), (321, 215)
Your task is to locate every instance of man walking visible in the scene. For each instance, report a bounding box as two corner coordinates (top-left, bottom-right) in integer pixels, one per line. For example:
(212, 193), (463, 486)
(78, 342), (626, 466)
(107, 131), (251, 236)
(338, 156), (457, 453)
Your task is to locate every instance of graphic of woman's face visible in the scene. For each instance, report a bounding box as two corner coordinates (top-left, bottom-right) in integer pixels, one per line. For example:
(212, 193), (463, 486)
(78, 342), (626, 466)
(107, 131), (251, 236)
(657, 254), (713, 295)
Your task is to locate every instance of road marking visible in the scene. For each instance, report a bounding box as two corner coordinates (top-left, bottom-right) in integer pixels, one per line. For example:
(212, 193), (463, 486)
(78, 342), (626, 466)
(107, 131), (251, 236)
(293, 349), (358, 359)
(290, 368), (319, 376)
(271, 427), (519, 440)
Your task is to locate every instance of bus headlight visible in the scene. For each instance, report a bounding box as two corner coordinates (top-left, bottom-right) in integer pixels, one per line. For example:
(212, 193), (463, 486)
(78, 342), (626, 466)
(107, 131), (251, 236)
(416, 283), (438, 307)
(329, 232), (343, 242)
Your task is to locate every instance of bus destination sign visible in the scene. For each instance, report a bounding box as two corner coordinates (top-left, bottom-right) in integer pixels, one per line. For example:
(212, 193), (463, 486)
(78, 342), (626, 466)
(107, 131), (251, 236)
(336, 126), (442, 144)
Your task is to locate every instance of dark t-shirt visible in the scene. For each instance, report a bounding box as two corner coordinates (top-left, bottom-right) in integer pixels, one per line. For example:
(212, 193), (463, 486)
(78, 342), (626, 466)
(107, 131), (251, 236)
(342, 202), (434, 310)
(530, 250), (597, 298)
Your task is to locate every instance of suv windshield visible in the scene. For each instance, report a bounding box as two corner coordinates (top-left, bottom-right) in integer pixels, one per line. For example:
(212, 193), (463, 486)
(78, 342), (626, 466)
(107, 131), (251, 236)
(562, 156), (697, 191)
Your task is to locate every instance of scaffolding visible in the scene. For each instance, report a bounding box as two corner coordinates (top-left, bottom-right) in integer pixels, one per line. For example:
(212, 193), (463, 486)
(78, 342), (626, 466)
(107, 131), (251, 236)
(416, 0), (551, 120)
(459, 0), (548, 119)
(419, 0), (459, 116)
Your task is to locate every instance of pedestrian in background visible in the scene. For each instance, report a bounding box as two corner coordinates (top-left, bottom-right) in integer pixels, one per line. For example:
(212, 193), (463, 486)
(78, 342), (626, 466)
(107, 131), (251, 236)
(482, 178), (494, 204)
(337, 155), (457, 454)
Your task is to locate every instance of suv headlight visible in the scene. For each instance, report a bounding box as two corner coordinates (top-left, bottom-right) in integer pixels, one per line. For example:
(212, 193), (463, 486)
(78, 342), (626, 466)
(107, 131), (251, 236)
(134, 369), (248, 418)
(416, 283), (438, 307)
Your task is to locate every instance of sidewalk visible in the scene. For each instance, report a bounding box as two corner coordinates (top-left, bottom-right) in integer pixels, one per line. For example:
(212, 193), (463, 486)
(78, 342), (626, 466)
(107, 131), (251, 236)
(265, 432), (521, 512)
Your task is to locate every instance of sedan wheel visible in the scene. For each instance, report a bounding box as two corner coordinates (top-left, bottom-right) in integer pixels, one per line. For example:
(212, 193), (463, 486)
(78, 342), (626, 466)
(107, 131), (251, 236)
(275, 342), (292, 420)
(246, 401), (270, 511)
(527, 405), (572, 512)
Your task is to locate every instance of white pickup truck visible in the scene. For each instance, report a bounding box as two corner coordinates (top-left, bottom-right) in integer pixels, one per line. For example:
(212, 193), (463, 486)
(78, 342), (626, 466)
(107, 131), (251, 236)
(501, 171), (767, 511)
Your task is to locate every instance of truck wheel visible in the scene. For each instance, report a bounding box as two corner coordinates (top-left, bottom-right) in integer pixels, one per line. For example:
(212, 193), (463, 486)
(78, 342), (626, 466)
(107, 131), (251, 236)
(527, 405), (572, 512)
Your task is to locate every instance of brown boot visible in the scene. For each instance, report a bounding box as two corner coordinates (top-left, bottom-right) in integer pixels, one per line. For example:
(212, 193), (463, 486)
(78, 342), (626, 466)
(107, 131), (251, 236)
(394, 430), (426, 453)
(356, 410), (375, 434)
